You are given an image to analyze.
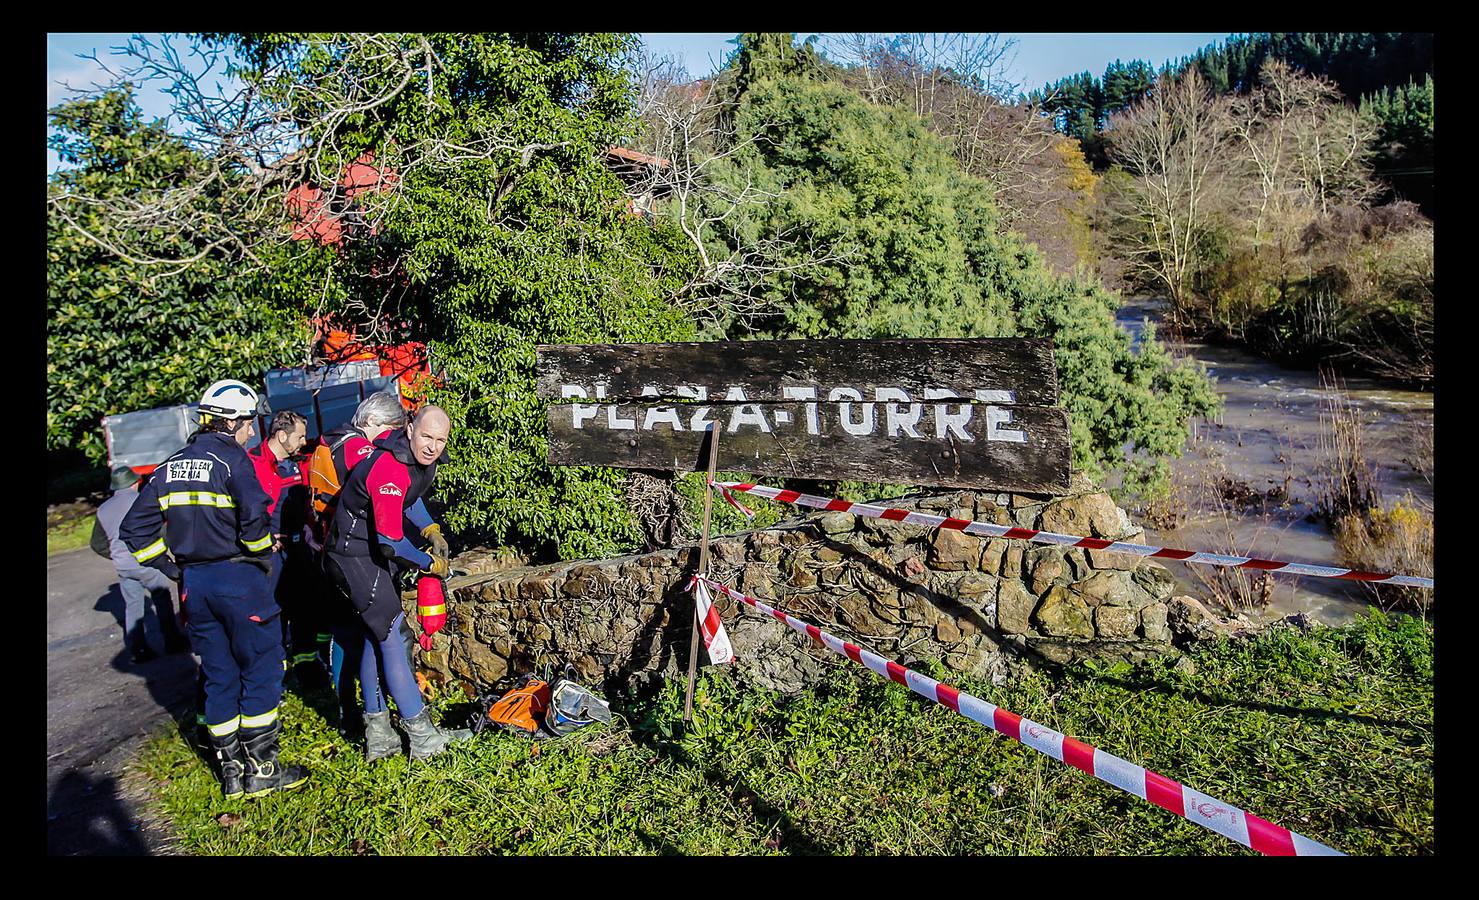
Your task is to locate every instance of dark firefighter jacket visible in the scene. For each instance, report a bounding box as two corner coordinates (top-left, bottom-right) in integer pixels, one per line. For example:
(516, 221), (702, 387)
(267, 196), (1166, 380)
(120, 431), (275, 579)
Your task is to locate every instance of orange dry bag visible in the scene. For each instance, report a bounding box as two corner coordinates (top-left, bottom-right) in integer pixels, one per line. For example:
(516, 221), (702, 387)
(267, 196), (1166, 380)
(307, 441), (344, 515)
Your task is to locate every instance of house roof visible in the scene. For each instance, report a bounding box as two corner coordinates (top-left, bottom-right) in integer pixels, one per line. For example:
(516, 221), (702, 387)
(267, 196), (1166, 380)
(605, 146), (671, 169)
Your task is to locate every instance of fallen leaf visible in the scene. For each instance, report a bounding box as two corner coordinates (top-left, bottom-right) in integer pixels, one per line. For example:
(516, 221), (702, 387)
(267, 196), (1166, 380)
(351, 838), (371, 855)
(530, 743), (541, 758)
(216, 812), (242, 829)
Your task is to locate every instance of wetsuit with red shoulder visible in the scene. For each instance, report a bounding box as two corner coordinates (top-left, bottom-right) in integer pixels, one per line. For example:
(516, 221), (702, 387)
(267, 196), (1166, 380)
(325, 429), (445, 639)
(337, 433), (376, 481)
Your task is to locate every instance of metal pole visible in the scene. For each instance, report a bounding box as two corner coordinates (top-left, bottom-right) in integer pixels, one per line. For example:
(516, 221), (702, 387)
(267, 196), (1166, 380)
(684, 422), (720, 722)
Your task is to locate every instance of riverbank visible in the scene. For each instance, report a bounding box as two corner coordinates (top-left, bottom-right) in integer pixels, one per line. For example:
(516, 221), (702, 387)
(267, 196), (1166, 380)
(127, 610), (1431, 855)
(1116, 297), (1433, 626)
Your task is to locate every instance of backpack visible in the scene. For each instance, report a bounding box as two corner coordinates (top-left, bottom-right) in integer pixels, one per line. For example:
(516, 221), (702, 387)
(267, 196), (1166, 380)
(308, 431), (358, 516)
(544, 676), (613, 737)
(471, 674), (551, 736)
(470, 666), (613, 739)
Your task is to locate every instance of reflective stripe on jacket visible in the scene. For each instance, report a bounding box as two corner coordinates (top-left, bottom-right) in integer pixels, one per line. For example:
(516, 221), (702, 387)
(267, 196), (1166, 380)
(120, 431), (275, 567)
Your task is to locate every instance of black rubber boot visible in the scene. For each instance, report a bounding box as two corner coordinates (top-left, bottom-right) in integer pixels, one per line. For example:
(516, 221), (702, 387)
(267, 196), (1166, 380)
(400, 707), (473, 760)
(129, 641), (158, 664)
(239, 720), (310, 798)
(363, 711), (402, 763)
(207, 730), (248, 800)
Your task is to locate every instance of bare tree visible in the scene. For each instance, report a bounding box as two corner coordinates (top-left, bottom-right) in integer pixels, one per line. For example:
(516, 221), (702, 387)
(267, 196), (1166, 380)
(1103, 70), (1235, 314)
(1228, 59), (1379, 248)
(623, 52), (852, 332)
(823, 33), (1019, 114)
(47, 33), (586, 342)
(819, 34), (1095, 273)
(1272, 62), (1380, 216)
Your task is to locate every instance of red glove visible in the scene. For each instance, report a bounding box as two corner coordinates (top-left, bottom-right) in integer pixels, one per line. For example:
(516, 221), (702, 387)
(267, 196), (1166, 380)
(416, 575), (446, 652)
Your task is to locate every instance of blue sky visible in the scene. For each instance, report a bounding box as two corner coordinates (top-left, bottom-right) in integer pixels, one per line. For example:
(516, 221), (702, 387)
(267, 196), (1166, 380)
(641, 33), (1232, 89)
(48, 32), (1232, 171)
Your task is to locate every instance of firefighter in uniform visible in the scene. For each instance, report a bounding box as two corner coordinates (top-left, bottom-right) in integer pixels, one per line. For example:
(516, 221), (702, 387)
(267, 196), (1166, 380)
(120, 379), (310, 799)
(325, 404), (470, 761)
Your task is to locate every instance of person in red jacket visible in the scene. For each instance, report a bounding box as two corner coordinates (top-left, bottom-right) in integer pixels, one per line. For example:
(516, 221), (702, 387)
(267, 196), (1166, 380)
(249, 411), (320, 683)
(325, 405), (469, 761)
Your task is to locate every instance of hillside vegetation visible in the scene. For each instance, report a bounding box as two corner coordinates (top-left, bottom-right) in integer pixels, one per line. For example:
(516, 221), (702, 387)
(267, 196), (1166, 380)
(48, 32), (1222, 553)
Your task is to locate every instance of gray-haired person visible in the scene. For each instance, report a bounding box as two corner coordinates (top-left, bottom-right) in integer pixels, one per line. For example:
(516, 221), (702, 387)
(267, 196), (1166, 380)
(91, 466), (190, 663)
(304, 392), (410, 737)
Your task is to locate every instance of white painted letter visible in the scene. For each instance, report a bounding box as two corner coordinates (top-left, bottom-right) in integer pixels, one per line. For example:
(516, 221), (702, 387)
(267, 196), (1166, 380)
(974, 389), (1025, 442)
(571, 405), (598, 429)
(607, 405), (636, 430)
(782, 386), (819, 434)
(830, 387), (875, 436)
(924, 388), (974, 441)
(675, 386), (711, 431)
(728, 404), (772, 433)
(643, 407), (683, 430)
(876, 387), (923, 438)
(563, 386), (599, 430)
(984, 407), (1026, 443)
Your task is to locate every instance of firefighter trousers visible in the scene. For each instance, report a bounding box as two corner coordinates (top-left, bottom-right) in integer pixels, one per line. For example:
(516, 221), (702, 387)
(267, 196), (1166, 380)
(182, 559), (284, 734)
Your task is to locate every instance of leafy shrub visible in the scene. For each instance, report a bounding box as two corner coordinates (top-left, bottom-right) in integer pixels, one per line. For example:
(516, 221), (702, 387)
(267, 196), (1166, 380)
(1335, 497), (1434, 614)
(207, 33), (703, 561)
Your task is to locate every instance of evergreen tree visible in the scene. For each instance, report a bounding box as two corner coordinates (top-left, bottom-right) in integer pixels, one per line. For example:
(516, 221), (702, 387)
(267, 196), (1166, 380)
(1100, 59), (1153, 125)
(717, 48), (1218, 494)
(208, 33), (702, 559)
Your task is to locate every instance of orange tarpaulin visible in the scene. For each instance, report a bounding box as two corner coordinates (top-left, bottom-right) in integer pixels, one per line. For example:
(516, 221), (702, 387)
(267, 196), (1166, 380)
(316, 326), (434, 409)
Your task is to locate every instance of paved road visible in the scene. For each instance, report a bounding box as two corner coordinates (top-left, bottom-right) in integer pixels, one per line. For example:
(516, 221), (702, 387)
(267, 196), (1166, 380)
(46, 547), (196, 855)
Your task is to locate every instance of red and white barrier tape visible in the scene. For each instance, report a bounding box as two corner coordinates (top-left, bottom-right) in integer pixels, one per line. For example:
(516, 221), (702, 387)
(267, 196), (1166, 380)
(708, 477), (756, 521)
(692, 577), (735, 665)
(713, 482), (1434, 590)
(689, 574), (1344, 856)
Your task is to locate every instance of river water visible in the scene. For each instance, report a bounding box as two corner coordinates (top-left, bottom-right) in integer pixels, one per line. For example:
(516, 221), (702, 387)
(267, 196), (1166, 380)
(1114, 296), (1434, 625)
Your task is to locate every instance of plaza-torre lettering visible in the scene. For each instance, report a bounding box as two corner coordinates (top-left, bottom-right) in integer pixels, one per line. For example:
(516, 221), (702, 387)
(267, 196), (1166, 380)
(536, 339), (1071, 494)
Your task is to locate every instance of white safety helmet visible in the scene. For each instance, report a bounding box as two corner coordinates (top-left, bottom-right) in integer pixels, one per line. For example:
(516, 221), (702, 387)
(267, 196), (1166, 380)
(199, 379), (264, 420)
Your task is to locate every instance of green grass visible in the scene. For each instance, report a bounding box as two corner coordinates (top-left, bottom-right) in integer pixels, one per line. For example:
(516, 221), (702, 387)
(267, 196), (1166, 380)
(47, 514), (95, 556)
(131, 610), (1433, 855)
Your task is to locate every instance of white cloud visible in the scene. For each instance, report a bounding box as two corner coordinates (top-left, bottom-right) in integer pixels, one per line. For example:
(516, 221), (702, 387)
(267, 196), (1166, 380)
(47, 58), (117, 108)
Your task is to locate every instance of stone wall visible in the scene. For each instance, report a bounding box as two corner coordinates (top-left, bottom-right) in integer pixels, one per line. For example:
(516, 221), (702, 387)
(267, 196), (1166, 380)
(411, 474), (1217, 694)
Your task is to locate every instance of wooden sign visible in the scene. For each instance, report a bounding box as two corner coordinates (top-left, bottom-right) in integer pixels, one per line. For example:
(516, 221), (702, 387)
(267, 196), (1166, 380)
(536, 339), (1071, 494)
